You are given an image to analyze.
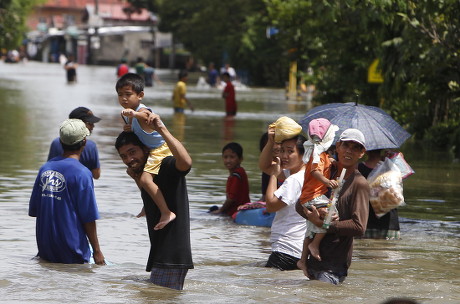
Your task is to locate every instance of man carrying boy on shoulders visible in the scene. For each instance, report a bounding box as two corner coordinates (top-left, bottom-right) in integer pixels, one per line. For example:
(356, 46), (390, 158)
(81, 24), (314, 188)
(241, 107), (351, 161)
(115, 113), (193, 290)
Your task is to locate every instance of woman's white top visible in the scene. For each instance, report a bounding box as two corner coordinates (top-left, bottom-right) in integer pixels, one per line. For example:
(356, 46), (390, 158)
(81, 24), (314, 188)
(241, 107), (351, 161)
(270, 169), (307, 258)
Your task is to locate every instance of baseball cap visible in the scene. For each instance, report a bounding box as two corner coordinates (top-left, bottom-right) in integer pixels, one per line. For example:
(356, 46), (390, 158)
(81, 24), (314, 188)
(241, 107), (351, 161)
(59, 119), (90, 145)
(69, 107), (101, 124)
(339, 128), (366, 149)
(308, 118), (332, 141)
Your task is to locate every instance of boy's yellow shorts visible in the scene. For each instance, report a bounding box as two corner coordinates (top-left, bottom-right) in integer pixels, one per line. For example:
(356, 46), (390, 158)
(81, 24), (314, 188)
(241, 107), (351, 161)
(144, 142), (173, 175)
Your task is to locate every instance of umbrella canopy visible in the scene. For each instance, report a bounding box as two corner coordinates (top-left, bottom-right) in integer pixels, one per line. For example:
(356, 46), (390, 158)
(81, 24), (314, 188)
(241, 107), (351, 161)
(299, 102), (411, 151)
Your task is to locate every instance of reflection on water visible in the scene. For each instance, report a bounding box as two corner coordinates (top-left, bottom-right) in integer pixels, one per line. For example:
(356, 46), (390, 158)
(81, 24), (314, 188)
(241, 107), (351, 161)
(222, 116), (236, 141)
(0, 61), (459, 304)
(172, 112), (186, 142)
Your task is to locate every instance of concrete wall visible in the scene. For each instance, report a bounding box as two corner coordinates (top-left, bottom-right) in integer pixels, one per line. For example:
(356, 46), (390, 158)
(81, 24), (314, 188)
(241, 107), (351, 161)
(95, 31), (153, 65)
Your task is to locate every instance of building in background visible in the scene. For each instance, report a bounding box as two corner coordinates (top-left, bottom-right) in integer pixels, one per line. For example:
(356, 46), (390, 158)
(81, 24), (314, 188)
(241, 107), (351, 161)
(25, 0), (179, 68)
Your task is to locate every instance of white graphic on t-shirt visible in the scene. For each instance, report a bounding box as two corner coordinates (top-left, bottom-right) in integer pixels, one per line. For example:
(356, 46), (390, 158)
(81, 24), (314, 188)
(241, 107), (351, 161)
(40, 170), (66, 192)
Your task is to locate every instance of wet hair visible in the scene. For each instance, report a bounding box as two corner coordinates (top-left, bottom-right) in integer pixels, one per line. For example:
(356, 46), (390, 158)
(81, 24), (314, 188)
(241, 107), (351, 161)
(115, 131), (145, 151)
(60, 138), (86, 152)
(367, 149), (382, 156)
(116, 73), (144, 93)
(222, 142), (243, 159)
(178, 70), (188, 80)
(259, 132), (269, 152)
(296, 135), (307, 155)
(259, 133), (305, 155)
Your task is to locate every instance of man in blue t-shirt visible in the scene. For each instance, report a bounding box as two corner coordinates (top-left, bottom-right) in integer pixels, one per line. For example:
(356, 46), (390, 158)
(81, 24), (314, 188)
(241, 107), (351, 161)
(29, 119), (105, 265)
(48, 107), (101, 179)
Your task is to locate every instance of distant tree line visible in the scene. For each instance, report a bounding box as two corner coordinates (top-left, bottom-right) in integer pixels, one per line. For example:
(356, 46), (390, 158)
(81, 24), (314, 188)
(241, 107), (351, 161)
(145, 0), (459, 153)
(2, 0), (459, 153)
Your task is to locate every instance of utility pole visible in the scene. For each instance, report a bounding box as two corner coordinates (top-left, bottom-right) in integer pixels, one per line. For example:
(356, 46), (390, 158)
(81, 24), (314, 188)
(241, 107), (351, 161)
(150, 13), (159, 68)
(87, 0), (100, 65)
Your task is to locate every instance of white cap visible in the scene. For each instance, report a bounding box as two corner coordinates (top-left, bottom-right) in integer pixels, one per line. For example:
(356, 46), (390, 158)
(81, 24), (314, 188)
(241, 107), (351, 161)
(339, 128), (366, 149)
(59, 119), (90, 145)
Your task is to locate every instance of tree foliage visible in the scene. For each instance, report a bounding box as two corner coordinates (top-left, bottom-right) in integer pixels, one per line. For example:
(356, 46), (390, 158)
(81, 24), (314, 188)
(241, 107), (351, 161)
(4, 0), (455, 148)
(378, 1), (460, 141)
(267, 0), (459, 146)
(156, 0), (272, 82)
(0, 0), (43, 50)
(124, 0), (459, 146)
(124, 0), (159, 13)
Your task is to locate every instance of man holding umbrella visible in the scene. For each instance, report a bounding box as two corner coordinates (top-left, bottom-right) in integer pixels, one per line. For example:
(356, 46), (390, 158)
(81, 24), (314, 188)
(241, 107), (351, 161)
(300, 102), (411, 240)
(296, 128), (369, 284)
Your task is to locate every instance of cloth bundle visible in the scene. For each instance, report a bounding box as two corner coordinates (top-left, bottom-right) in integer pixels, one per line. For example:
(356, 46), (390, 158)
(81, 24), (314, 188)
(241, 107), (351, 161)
(269, 116), (303, 143)
(302, 118), (339, 164)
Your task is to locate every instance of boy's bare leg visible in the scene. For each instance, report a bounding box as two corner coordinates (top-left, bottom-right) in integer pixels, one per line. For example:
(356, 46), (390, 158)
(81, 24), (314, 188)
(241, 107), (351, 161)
(308, 232), (326, 261)
(297, 237), (310, 277)
(140, 172), (176, 230)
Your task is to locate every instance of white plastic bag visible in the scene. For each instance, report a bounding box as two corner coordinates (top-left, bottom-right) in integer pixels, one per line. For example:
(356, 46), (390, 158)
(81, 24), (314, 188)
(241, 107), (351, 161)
(386, 151), (415, 179)
(367, 157), (405, 218)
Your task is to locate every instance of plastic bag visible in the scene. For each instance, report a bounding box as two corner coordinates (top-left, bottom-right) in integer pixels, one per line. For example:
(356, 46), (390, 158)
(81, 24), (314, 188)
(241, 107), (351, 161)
(386, 151), (415, 179)
(367, 157), (405, 218)
(269, 116), (303, 143)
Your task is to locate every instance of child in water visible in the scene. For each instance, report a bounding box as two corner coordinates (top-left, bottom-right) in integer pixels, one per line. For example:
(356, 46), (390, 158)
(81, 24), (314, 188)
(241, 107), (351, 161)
(116, 73), (175, 230)
(297, 118), (339, 276)
(210, 142), (250, 217)
(221, 72), (236, 116)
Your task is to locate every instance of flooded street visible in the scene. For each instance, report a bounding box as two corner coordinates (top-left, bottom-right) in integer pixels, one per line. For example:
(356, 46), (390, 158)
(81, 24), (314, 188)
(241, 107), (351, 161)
(0, 61), (459, 304)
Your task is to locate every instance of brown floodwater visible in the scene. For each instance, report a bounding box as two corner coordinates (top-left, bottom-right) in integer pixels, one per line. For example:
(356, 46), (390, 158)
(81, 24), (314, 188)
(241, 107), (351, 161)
(0, 61), (458, 304)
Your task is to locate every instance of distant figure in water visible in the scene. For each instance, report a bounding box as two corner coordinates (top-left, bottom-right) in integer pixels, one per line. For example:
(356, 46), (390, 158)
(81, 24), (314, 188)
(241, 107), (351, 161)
(64, 54), (78, 83)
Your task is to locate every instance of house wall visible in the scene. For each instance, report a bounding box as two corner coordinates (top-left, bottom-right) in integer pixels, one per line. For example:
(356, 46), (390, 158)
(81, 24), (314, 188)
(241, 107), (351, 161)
(27, 7), (86, 31)
(94, 31), (154, 65)
(25, 1), (186, 68)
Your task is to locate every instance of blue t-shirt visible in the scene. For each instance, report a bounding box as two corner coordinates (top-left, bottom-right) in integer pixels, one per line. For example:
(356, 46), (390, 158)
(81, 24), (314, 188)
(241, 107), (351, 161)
(132, 103), (165, 149)
(28, 157), (100, 264)
(208, 69), (218, 86)
(48, 137), (100, 172)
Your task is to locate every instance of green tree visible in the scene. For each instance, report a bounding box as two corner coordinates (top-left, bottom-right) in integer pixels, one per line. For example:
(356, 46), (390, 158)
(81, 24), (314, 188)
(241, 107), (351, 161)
(237, 10), (289, 86)
(379, 0), (460, 141)
(265, 0), (392, 104)
(127, 0), (460, 149)
(265, 0), (459, 149)
(129, 0), (287, 85)
(157, 0), (265, 71)
(0, 0), (43, 50)
(124, 0), (159, 13)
